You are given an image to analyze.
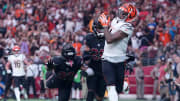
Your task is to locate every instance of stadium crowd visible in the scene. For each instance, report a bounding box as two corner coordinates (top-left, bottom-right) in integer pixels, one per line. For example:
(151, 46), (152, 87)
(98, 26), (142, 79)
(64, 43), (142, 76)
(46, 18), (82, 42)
(0, 0), (180, 100)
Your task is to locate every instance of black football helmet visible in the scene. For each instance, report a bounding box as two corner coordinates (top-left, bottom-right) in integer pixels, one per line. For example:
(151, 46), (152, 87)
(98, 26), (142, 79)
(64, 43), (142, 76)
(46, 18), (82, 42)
(92, 18), (104, 39)
(62, 43), (76, 60)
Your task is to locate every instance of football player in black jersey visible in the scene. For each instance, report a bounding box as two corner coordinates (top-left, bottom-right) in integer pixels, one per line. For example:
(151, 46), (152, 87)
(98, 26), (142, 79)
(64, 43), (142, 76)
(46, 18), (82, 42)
(3, 68), (13, 101)
(82, 18), (106, 101)
(3, 55), (14, 101)
(46, 44), (82, 101)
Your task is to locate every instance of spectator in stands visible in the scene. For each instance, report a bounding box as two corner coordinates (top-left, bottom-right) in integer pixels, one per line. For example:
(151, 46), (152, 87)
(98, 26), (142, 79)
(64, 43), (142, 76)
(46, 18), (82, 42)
(131, 32), (141, 51)
(26, 59), (38, 98)
(72, 70), (82, 100)
(30, 40), (39, 56)
(20, 37), (29, 55)
(158, 56), (169, 99)
(39, 58), (48, 99)
(146, 17), (156, 39)
(72, 35), (82, 56)
(158, 27), (171, 47)
(173, 54), (180, 101)
(165, 58), (176, 101)
(148, 40), (158, 65)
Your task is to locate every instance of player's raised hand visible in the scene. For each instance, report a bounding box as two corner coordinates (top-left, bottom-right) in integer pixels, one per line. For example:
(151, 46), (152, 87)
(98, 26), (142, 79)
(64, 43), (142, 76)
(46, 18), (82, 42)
(47, 59), (54, 71)
(98, 13), (110, 27)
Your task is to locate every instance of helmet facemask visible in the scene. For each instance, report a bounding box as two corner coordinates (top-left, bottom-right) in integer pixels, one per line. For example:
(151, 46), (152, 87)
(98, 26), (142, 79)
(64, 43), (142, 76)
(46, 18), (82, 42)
(64, 50), (75, 60)
(94, 28), (104, 39)
(62, 44), (76, 60)
(118, 7), (132, 21)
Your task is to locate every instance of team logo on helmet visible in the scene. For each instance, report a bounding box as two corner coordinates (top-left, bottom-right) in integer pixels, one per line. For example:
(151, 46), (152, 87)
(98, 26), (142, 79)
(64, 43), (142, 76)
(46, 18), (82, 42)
(118, 3), (138, 22)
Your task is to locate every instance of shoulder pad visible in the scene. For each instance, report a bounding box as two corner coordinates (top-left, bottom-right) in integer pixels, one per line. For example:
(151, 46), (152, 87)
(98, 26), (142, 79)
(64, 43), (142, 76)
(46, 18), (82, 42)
(120, 23), (134, 35)
(74, 56), (82, 61)
(85, 33), (95, 41)
(52, 56), (65, 64)
(74, 56), (83, 65)
(121, 23), (133, 30)
(85, 33), (95, 47)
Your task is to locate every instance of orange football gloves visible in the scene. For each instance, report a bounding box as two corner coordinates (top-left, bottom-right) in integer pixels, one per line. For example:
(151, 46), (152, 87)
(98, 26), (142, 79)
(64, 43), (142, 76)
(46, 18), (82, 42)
(98, 13), (110, 27)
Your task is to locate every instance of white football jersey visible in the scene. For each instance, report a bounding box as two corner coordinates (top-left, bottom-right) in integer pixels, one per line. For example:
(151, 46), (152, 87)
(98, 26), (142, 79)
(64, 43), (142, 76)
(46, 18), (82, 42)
(102, 17), (134, 63)
(8, 54), (26, 76)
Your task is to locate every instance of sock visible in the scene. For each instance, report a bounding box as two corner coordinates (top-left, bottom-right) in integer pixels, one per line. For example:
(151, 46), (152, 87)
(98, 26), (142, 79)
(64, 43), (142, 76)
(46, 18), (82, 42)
(86, 91), (95, 101)
(71, 88), (76, 99)
(21, 88), (28, 99)
(107, 86), (118, 101)
(76, 89), (80, 100)
(14, 87), (20, 101)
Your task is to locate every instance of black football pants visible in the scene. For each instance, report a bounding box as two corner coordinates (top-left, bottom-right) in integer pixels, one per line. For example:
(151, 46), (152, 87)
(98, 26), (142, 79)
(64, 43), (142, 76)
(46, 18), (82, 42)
(102, 60), (125, 93)
(26, 77), (37, 97)
(86, 75), (106, 101)
(4, 74), (13, 99)
(57, 80), (73, 101)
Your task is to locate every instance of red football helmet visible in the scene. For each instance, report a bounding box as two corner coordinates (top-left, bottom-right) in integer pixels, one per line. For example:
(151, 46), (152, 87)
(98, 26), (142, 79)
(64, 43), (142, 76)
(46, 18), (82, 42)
(12, 45), (20, 54)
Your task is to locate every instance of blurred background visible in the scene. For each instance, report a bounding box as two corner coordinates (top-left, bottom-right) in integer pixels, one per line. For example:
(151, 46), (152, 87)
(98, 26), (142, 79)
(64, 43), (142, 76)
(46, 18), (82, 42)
(0, 0), (180, 101)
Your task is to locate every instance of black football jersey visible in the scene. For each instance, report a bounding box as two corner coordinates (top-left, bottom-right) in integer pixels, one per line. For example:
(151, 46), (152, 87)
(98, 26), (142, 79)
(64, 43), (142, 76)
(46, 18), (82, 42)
(52, 56), (82, 81)
(84, 33), (105, 75)
(0, 61), (6, 81)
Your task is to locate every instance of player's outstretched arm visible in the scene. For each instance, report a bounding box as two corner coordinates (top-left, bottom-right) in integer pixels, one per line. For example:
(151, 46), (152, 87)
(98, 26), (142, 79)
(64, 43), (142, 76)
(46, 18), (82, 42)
(104, 28), (128, 43)
(5, 61), (11, 74)
(24, 59), (30, 66)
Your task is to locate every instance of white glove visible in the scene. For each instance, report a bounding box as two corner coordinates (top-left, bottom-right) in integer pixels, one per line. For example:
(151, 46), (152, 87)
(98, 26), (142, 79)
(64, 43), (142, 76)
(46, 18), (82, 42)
(85, 68), (94, 76)
(7, 70), (12, 74)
